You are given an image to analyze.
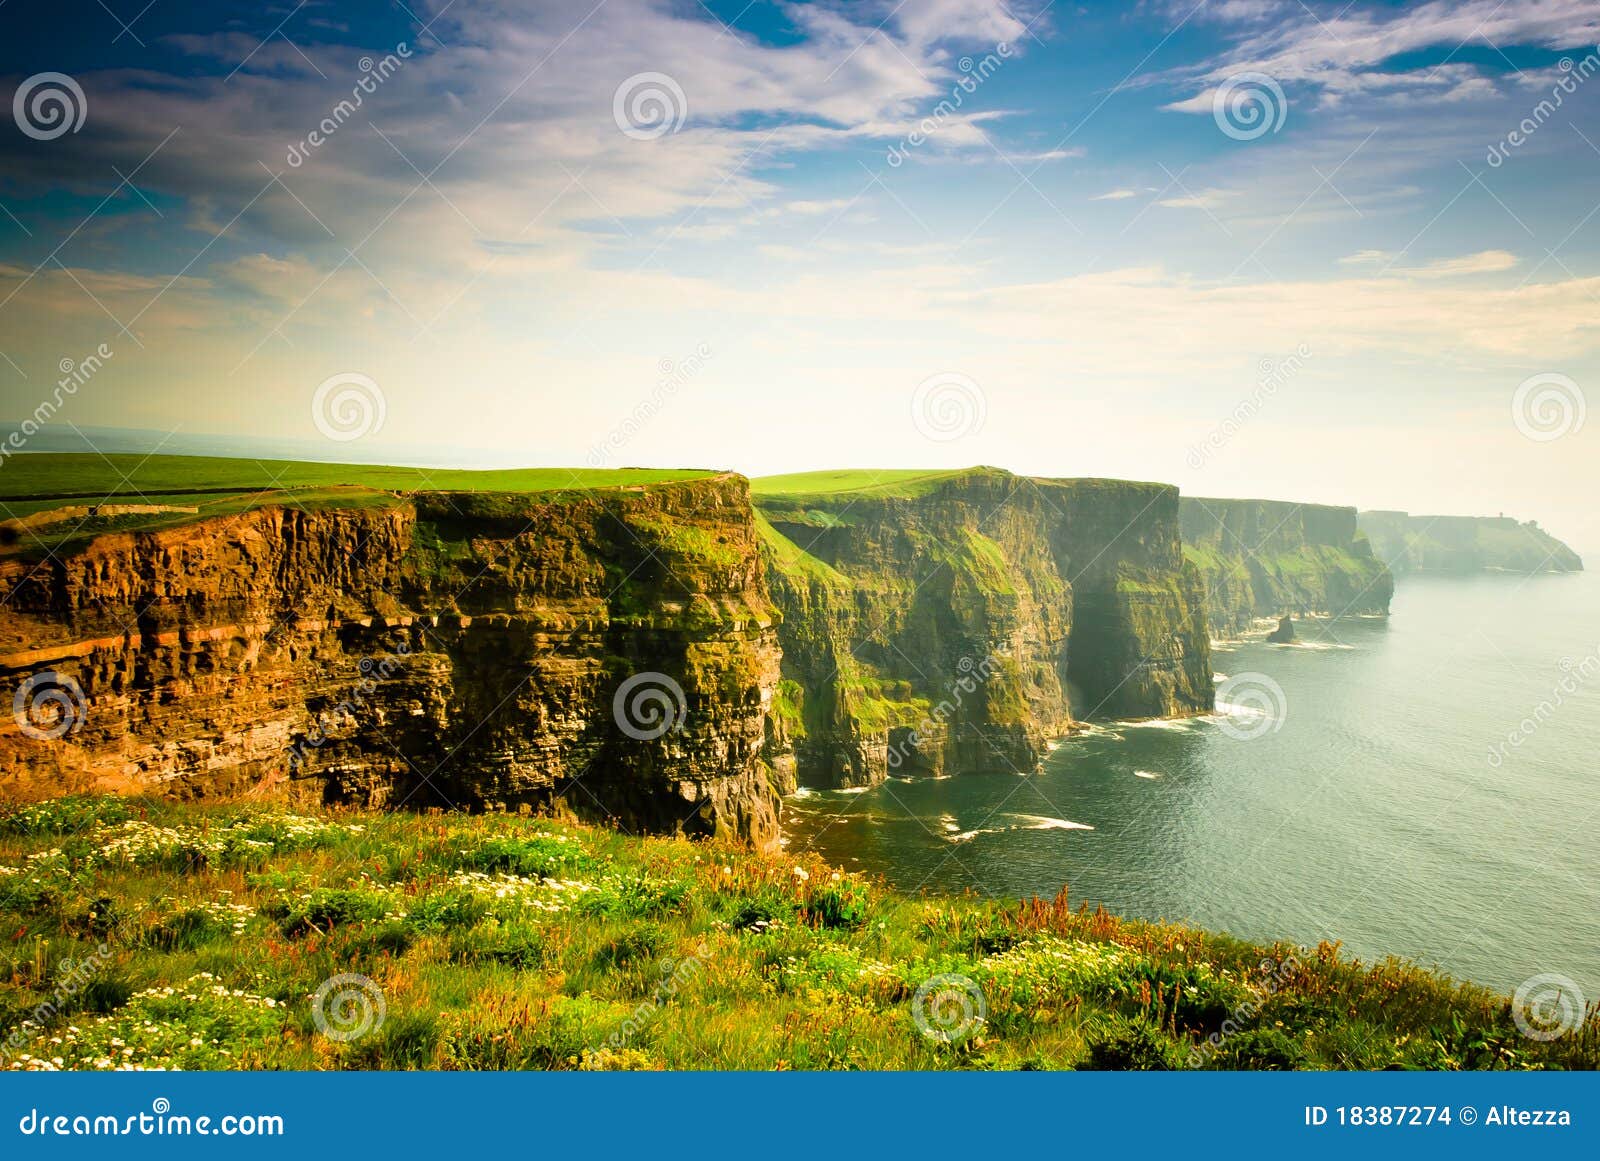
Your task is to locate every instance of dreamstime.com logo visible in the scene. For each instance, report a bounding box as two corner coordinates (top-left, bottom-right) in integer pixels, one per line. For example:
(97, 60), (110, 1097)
(13, 72), (87, 141)
(587, 343), (712, 466)
(1214, 672), (1287, 741)
(312, 371), (387, 442)
(885, 42), (1012, 166)
(12, 670), (88, 741)
(1187, 344), (1311, 469)
(1512, 372), (1585, 442)
(912, 973), (986, 1043)
(887, 654), (1001, 772)
(1211, 72), (1287, 141)
(17, 1099), (284, 1138)
(613, 671), (688, 741)
(613, 72), (687, 140)
(1512, 973), (1586, 1041)
(312, 973), (387, 1042)
(911, 372), (986, 441)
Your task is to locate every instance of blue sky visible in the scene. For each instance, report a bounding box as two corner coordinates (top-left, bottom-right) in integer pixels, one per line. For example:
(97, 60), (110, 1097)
(2, 0), (1598, 547)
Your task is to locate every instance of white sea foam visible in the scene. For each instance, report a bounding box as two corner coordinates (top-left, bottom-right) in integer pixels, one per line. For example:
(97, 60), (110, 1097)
(1007, 813), (1095, 831)
(1134, 770), (1162, 780)
(940, 813), (1095, 842)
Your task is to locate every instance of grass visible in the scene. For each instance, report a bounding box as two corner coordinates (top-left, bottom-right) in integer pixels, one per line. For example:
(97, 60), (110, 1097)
(751, 467), (1001, 500)
(0, 454), (718, 502)
(2, 796), (1594, 1072)
(0, 454), (721, 557)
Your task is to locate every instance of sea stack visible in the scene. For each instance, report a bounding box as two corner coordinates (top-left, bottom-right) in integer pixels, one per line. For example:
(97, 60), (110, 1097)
(1267, 615), (1296, 643)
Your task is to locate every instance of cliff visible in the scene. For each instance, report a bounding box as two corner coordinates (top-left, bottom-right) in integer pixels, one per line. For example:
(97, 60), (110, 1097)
(1357, 510), (1584, 575)
(753, 469), (1212, 790)
(0, 474), (783, 848)
(1179, 497), (1394, 637)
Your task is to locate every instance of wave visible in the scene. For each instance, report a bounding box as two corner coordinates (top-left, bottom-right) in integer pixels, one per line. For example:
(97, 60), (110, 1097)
(1134, 770), (1162, 780)
(1007, 813), (1095, 831)
(1120, 716), (1196, 731)
(942, 814), (1095, 843)
(1209, 698), (1270, 720)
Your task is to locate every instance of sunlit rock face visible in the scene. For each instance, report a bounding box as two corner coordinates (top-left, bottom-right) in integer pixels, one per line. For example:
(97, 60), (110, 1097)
(0, 476), (783, 850)
(757, 469), (1213, 791)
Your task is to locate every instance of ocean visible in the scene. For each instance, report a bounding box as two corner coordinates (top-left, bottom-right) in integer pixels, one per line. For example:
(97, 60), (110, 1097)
(786, 570), (1600, 997)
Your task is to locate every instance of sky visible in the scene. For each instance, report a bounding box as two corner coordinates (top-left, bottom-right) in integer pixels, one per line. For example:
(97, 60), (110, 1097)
(1, 0), (1598, 550)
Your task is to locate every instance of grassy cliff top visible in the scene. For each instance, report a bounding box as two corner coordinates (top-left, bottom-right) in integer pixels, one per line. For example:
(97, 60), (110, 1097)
(0, 454), (718, 503)
(751, 467), (1009, 499)
(0, 455), (723, 556)
(1, 795), (1592, 1071)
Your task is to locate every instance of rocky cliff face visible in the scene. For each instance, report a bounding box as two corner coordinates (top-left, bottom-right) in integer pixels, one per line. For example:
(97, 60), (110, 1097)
(1358, 511), (1584, 575)
(0, 477), (783, 848)
(1179, 497), (1394, 637)
(755, 470), (1213, 790)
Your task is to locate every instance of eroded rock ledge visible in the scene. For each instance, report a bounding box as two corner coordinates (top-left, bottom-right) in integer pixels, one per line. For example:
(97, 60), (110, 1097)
(0, 476), (782, 848)
(754, 470), (1214, 790)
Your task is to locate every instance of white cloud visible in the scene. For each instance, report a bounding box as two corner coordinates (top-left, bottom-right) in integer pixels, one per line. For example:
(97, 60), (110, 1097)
(1403, 250), (1520, 278)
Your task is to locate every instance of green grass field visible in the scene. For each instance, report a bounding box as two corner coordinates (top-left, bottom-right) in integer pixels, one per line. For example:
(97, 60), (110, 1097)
(0, 454), (716, 502)
(0, 455), (720, 557)
(750, 468), (990, 499)
(2, 797), (1593, 1072)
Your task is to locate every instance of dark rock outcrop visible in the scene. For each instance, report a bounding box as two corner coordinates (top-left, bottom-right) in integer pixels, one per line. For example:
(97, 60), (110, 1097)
(1266, 615), (1295, 644)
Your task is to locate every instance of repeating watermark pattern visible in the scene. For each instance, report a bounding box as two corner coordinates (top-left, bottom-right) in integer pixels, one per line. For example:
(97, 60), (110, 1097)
(600, 944), (708, 1051)
(1486, 47), (1600, 168)
(612, 671), (687, 741)
(1486, 647), (1598, 767)
(1187, 344), (1311, 469)
(311, 371), (387, 442)
(586, 343), (711, 467)
(13, 72), (87, 141)
(886, 654), (1001, 772)
(1214, 672), (1287, 741)
(311, 973), (387, 1042)
(911, 372), (986, 441)
(285, 44), (412, 168)
(285, 640), (411, 770)
(1211, 72), (1287, 141)
(0, 343), (113, 466)
(885, 42), (1012, 167)
(912, 972), (986, 1043)
(1186, 954), (1301, 1067)
(12, 670), (89, 741)
(1511, 371), (1585, 442)
(1511, 972), (1586, 1041)
(0, 943), (115, 1067)
(613, 72), (687, 140)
